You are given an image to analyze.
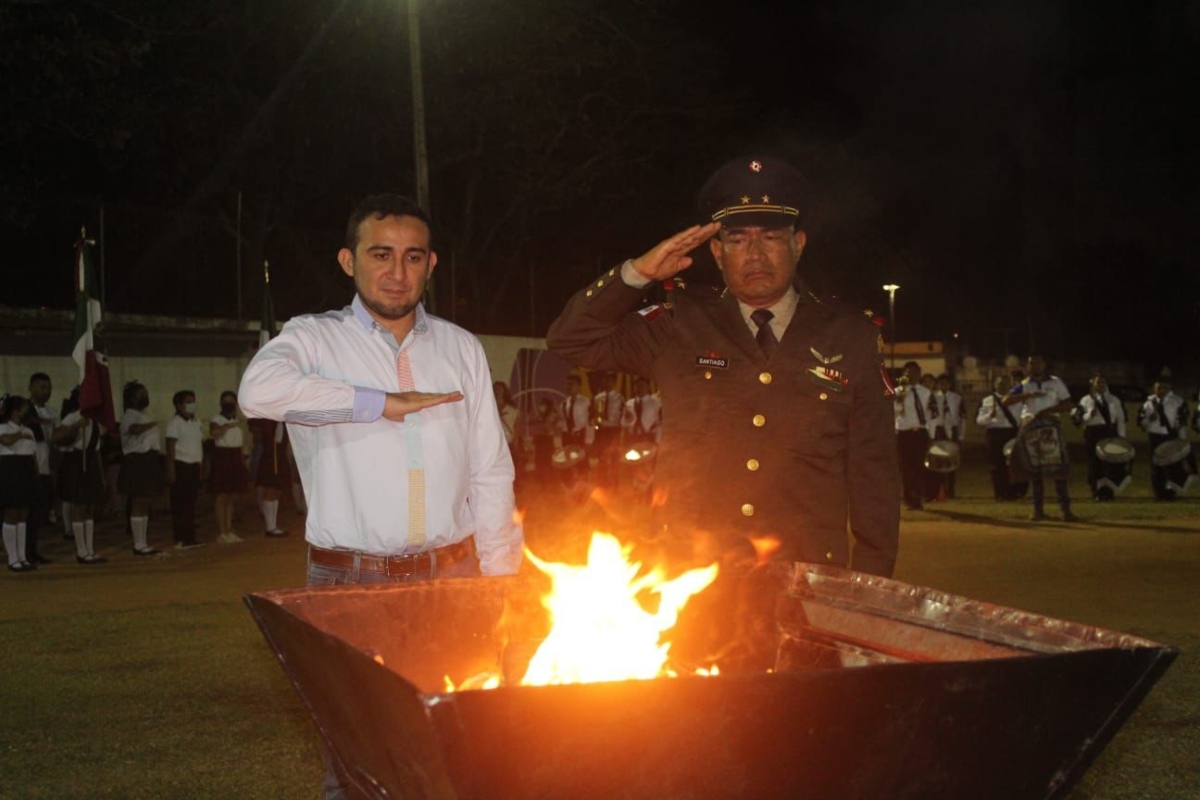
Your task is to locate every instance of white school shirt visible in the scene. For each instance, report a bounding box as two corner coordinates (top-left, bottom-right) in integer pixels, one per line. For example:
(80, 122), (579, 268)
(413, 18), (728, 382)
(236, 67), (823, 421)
(894, 384), (933, 432)
(622, 394), (663, 442)
(238, 296), (522, 576)
(0, 422), (36, 457)
(1138, 392), (1189, 439)
(165, 415), (204, 464)
(210, 414), (244, 449)
(120, 409), (160, 453)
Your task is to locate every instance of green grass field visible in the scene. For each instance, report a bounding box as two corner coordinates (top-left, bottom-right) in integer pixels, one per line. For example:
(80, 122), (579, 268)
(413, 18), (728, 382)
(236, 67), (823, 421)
(1, 453), (1197, 799)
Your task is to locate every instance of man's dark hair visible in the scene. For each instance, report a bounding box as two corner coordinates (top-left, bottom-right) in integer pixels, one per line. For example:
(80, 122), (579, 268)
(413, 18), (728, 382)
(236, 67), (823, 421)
(344, 194), (432, 250)
(29, 372), (50, 385)
(172, 389), (195, 407)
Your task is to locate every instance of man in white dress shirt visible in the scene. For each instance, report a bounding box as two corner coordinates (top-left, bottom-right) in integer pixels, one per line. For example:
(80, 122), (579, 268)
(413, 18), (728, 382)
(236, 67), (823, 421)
(1004, 355), (1078, 522)
(239, 194), (523, 800)
(239, 194), (523, 582)
(1136, 370), (1194, 500)
(1070, 373), (1130, 501)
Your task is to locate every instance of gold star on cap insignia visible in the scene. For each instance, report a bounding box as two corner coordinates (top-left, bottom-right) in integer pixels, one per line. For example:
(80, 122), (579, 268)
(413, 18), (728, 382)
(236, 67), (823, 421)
(740, 195), (751, 204)
(762, 194), (770, 203)
(749, 160), (762, 172)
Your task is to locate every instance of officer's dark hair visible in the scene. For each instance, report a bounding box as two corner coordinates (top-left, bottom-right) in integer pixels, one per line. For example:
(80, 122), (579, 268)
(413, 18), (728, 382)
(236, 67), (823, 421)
(173, 389), (195, 407)
(29, 372), (50, 385)
(344, 195), (432, 251)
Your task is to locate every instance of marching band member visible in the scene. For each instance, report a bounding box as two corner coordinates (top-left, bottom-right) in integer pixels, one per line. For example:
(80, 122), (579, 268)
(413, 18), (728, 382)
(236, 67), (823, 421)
(1137, 370), (1192, 500)
(894, 361), (933, 511)
(976, 374), (1023, 501)
(930, 373), (965, 500)
(1005, 355), (1077, 522)
(1070, 373), (1129, 501)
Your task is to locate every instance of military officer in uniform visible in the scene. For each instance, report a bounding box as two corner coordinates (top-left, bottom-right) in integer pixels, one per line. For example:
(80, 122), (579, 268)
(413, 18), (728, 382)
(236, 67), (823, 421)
(547, 155), (900, 578)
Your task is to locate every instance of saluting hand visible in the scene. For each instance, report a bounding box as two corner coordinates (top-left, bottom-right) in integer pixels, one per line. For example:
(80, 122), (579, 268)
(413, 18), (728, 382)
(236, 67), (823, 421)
(383, 390), (464, 422)
(630, 222), (721, 282)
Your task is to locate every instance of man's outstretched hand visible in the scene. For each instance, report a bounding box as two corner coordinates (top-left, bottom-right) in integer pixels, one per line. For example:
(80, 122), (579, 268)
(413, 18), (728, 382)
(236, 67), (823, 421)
(383, 390), (464, 421)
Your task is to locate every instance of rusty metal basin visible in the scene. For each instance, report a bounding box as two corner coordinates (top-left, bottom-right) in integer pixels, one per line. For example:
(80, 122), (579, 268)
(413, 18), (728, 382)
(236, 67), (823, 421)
(245, 564), (1176, 800)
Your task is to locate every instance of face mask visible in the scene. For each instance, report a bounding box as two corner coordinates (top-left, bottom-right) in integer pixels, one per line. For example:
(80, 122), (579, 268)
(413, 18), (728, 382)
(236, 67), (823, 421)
(183, 403), (197, 415)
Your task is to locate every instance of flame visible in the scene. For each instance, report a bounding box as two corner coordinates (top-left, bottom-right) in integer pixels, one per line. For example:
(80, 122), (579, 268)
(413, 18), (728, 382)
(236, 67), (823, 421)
(520, 532), (718, 686)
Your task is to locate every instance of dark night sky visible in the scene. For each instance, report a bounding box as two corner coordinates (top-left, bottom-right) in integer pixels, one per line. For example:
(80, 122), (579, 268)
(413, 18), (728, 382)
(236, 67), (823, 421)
(2, 0), (1198, 380)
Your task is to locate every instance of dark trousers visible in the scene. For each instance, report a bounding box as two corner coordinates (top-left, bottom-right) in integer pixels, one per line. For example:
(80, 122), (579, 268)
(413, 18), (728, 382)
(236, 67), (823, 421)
(170, 461), (200, 544)
(1083, 425), (1130, 499)
(27, 474), (52, 560)
(896, 428), (929, 509)
(1031, 477), (1071, 512)
(1147, 433), (1186, 500)
(985, 428), (1021, 500)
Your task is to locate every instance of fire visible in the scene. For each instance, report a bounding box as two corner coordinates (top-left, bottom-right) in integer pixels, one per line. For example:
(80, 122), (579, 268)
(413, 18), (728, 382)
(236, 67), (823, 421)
(442, 532), (719, 692)
(520, 532), (718, 686)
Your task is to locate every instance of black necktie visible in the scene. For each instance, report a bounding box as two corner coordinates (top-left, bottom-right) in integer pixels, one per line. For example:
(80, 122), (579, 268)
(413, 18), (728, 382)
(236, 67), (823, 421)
(1156, 398), (1172, 433)
(1095, 395), (1112, 427)
(750, 308), (777, 359)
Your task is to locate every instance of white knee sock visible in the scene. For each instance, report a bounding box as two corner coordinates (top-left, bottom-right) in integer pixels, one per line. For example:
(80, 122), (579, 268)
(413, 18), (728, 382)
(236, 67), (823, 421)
(73, 522), (87, 558)
(16, 522), (27, 562)
(2, 524), (19, 566)
(132, 516), (149, 550)
(263, 500), (279, 532)
(84, 519), (96, 557)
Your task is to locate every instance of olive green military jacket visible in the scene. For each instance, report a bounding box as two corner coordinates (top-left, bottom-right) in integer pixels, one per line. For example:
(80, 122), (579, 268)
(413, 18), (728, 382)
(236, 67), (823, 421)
(546, 267), (900, 577)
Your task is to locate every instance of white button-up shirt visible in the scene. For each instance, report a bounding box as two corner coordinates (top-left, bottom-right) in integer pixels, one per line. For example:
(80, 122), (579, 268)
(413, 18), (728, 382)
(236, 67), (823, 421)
(1072, 392), (1126, 437)
(1014, 375), (1071, 421)
(238, 297), (522, 576)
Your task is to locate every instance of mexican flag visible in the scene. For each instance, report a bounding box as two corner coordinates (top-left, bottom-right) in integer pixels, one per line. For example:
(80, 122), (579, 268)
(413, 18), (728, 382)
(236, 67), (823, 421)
(260, 260), (276, 347)
(72, 232), (116, 432)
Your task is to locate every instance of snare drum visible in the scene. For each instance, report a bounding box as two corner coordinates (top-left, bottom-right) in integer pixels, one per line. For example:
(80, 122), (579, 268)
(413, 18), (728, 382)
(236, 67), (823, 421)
(1152, 438), (1191, 467)
(1095, 437), (1135, 465)
(923, 440), (961, 473)
(620, 440), (657, 465)
(551, 444), (587, 469)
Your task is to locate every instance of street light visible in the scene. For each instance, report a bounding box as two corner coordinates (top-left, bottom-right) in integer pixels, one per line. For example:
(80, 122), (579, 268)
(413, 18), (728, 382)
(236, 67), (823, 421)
(882, 284), (900, 371)
(408, 0), (435, 314)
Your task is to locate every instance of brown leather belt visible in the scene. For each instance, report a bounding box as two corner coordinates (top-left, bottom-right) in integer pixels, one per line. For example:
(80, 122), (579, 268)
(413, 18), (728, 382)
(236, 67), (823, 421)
(308, 538), (473, 578)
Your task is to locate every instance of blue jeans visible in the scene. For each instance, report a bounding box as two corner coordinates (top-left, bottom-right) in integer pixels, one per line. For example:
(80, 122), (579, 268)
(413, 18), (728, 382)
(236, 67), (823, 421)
(306, 545), (480, 799)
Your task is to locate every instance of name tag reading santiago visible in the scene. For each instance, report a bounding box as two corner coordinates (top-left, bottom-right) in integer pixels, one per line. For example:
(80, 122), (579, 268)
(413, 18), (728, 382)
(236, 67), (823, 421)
(696, 355), (728, 369)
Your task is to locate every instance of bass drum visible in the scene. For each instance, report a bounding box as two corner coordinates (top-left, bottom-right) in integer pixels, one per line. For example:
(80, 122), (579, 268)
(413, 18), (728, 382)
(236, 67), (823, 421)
(1009, 417), (1070, 480)
(923, 440), (961, 473)
(1095, 437), (1136, 465)
(1152, 438), (1191, 467)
